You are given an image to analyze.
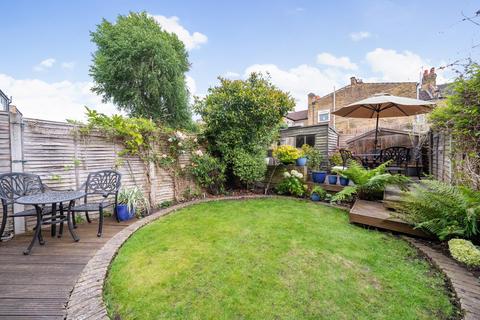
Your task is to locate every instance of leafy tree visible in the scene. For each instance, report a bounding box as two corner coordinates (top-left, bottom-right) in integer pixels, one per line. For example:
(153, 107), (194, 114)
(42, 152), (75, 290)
(90, 12), (192, 128)
(429, 63), (480, 188)
(195, 73), (295, 186)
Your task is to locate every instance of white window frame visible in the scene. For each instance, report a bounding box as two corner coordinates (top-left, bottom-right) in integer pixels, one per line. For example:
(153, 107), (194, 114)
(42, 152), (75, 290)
(318, 110), (330, 123)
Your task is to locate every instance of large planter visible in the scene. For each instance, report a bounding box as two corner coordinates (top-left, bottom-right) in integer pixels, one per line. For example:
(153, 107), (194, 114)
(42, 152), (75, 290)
(339, 177), (350, 186)
(328, 175), (338, 185)
(296, 157), (307, 166)
(310, 193), (321, 202)
(116, 204), (135, 221)
(312, 171), (327, 183)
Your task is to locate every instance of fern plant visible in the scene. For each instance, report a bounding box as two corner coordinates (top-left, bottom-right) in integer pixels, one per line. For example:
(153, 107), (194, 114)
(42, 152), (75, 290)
(331, 161), (410, 202)
(397, 179), (480, 240)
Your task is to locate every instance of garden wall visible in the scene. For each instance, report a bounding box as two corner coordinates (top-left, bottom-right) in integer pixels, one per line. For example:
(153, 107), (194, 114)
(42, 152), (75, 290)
(0, 108), (194, 238)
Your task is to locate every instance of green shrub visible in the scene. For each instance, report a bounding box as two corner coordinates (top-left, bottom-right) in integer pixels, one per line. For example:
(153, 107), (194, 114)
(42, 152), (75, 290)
(310, 186), (327, 200)
(398, 179), (480, 240)
(302, 144), (323, 171)
(331, 161), (410, 202)
(329, 152), (343, 166)
(276, 170), (307, 197)
(273, 145), (301, 164)
(190, 153), (226, 195)
(158, 200), (173, 209)
(232, 149), (267, 186)
(448, 239), (480, 267)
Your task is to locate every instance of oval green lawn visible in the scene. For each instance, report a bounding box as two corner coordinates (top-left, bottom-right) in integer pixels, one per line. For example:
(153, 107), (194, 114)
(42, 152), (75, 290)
(105, 198), (456, 320)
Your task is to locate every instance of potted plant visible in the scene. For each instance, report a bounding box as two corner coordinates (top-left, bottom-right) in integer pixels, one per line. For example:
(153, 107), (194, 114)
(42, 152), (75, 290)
(296, 145), (308, 166)
(327, 152), (343, 185)
(310, 186), (327, 202)
(303, 145), (326, 183)
(339, 175), (350, 186)
(116, 186), (150, 221)
(273, 145), (301, 165)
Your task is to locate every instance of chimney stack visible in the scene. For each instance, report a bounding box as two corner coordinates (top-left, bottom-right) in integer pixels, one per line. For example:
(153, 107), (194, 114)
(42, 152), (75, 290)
(350, 76), (357, 86)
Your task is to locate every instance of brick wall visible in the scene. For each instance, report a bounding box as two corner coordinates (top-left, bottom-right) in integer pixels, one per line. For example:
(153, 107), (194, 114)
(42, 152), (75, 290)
(308, 78), (418, 134)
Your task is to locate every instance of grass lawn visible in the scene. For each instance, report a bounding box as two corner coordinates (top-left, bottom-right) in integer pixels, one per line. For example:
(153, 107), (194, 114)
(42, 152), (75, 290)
(105, 198), (456, 320)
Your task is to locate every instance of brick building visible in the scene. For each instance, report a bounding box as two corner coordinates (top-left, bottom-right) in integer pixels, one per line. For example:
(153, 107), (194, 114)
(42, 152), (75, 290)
(281, 69), (447, 152)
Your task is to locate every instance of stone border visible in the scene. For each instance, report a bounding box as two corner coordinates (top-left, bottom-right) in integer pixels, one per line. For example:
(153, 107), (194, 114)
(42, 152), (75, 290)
(405, 238), (480, 320)
(65, 195), (271, 320)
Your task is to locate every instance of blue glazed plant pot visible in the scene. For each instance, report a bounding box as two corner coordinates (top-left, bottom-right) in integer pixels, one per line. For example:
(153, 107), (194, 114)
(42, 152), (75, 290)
(116, 204), (135, 221)
(310, 193), (321, 202)
(339, 177), (350, 186)
(328, 175), (338, 185)
(312, 171), (327, 183)
(296, 157), (307, 166)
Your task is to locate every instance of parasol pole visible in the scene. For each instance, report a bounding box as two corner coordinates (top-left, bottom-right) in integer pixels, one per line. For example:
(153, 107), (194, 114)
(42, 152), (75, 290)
(374, 110), (380, 152)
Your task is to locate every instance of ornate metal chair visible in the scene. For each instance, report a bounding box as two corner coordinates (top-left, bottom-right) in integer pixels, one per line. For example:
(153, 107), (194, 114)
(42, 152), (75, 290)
(379, 147), (410, 174)
(70, 170), (121, 237)
(0, 172), (51, 241)
(339, 149), (365, 168)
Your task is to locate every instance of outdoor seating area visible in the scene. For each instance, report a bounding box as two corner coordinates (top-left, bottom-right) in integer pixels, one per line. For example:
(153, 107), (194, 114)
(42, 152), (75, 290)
(0, 170), (122, 255)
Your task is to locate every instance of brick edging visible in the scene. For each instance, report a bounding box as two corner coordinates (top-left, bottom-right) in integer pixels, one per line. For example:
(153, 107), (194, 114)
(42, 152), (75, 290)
(65, 195), (271, 320)
(404, 237), (480, 320)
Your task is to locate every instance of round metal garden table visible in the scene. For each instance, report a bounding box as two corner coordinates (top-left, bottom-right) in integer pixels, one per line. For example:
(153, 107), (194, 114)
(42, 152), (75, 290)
(16, 190), (85, 255)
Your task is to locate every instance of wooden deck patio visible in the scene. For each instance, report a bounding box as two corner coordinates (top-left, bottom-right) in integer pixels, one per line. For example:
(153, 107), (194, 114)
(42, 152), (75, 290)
(0, 216), (135, 319)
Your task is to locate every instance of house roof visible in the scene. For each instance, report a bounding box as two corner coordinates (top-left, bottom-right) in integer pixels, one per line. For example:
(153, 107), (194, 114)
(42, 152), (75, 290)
(286, 109), (308, 121)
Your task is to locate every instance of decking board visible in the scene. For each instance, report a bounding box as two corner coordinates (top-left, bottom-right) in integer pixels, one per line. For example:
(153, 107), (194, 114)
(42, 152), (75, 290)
(0, 216), (134, 318)
(349, 199), (430, 238)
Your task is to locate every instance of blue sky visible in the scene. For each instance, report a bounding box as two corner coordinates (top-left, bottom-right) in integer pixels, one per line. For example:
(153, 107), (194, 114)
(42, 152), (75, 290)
(0, 0), (479, 121)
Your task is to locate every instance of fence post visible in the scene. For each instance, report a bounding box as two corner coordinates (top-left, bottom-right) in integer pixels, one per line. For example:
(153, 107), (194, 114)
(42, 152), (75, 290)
(9, 106), (26, 234)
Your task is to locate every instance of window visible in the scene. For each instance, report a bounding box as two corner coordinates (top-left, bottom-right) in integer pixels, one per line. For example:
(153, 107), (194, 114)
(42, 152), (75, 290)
(318, 110), (330, 123)
(296, 134), (315, 148)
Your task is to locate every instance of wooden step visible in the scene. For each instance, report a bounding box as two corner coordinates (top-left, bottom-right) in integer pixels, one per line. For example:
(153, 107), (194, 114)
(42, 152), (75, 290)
(349, 199), (431, 238)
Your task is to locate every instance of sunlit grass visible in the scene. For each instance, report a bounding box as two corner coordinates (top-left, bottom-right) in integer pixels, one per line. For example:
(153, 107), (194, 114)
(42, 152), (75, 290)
(105, 198), (455, 320)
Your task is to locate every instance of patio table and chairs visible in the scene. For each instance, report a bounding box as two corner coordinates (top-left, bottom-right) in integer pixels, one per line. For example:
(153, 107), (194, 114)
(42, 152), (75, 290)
(0, 169), (122, 255)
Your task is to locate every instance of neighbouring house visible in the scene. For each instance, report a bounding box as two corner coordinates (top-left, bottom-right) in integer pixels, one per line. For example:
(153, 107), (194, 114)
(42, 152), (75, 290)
(284, 110), (308, 127)
(281, 69), (449, 153)
(0, 90), (9, 111)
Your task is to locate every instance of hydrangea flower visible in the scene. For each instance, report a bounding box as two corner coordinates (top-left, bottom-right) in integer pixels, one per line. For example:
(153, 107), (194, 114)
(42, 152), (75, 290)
(283, 172), (291, 178)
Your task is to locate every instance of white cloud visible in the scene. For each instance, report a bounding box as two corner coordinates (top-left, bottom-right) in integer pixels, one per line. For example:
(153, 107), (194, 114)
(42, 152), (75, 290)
(34, 58), (56, 71)
(365, 48), (451, 84)
(61, 61), (76, 70)
(150, 15), (207, 50)
(244, 64), (345, 110)
(316, 53), (358, 70)
(350, 31), (371, 42)
(365, 48), (425, 82)
(0, 73), (117, 122)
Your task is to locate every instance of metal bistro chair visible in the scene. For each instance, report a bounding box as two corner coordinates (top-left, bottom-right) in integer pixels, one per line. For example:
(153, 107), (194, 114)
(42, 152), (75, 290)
(70, 170), (121, 237)
(379, 147), (410, 174)
(339, 149), (365, 168)
(0, 172), (52, 241)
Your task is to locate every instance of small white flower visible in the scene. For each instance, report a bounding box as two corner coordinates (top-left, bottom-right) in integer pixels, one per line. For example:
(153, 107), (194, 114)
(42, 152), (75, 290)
(195, 150), (203, 156)
(283, 172), (291, 178)
(178, 142), (183, 147)
(175, 131), (186, 140)
(161, 154), (167, 158)
(194, 137), (198, 143)
(168, 137), (173, 142)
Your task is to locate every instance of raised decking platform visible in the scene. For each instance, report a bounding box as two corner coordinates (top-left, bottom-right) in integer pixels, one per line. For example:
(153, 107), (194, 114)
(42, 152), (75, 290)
(349, 199), (430, 238)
